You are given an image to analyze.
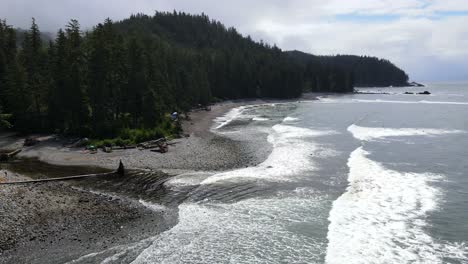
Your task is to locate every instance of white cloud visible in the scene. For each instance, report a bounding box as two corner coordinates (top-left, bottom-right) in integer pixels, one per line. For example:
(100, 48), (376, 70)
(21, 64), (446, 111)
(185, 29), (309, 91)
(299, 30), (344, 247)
(0, 0), (467, 81)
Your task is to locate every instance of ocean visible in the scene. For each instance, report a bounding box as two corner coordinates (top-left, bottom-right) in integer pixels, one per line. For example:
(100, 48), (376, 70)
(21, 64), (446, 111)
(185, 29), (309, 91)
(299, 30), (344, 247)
(72, 82), (468, 264)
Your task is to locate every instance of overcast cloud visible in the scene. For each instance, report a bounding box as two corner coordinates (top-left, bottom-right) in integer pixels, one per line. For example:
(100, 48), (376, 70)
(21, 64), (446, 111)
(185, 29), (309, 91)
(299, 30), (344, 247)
(1, 0), (467, 82)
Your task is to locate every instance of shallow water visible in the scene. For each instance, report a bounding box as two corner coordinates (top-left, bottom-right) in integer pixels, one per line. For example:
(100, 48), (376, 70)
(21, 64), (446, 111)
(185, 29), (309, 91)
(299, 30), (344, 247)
(10, 83), (468, 263)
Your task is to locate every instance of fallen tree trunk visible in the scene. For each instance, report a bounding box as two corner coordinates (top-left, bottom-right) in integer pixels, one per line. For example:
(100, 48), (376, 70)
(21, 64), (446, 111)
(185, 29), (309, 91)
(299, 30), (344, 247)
(0, 149), (22, 162)
(137, 138), (166, 149)
(112, 145), (137, 150)
(0, 161), (125, 185)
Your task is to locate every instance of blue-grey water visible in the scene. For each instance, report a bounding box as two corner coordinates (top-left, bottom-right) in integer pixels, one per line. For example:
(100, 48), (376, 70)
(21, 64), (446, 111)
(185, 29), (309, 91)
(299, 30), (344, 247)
(72, 82), (468, 263)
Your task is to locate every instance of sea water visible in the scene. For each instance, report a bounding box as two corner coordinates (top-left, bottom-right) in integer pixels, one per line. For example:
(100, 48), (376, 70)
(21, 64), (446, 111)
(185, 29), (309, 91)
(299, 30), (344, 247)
(72, 82), (468, 264)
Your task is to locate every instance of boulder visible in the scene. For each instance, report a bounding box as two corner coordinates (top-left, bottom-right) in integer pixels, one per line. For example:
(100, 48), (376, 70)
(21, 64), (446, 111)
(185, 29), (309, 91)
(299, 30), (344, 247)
(24, 137), (39, 146)
(418, 91), (431, 95)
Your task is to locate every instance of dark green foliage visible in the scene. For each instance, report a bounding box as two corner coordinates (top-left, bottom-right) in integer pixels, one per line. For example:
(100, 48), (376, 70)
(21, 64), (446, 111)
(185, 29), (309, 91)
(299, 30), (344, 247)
(0, 12), (409, 139)
(286, 50), (409, 87)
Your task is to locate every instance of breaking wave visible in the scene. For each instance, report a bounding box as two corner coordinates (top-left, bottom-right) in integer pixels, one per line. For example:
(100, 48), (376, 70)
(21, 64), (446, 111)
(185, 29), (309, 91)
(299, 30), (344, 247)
(325, 147), (467, 264)
(348, 124), (465, 141)
(201, 123), (336, 184)
(213, 106), (247, 129)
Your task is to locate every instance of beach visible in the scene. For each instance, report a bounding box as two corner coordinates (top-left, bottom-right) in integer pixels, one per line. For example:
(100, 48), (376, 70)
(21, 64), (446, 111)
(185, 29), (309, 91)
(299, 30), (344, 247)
(0, 99), (276, 263)
(1, 87), (468, 264)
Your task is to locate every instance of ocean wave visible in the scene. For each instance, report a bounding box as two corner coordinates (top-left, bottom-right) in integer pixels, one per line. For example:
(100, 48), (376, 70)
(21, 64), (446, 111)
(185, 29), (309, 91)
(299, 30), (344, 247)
(317, 98), (468, 105)
(213, 106), (247, 129)
(201, 124), (336, 185)
(130, 194), (328, 264)
(164, 171), (215, 188)
(348, 124), (465, 141)
(325, 147), (467, 264)
(353, 99), (468, 105)
(252, 117), (270, 121)
(283, 116), (299, 122)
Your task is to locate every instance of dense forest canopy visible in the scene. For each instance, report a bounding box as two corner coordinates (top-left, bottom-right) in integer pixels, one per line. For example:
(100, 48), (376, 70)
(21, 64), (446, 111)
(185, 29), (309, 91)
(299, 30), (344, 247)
(0, 12), (409, 140)
(286, 50), (409, 87)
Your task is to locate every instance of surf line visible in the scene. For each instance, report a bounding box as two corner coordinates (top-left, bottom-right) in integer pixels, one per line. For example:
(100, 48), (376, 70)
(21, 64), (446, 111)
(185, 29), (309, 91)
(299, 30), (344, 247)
(325, 146), (444, 263)
(324, 123), (468, 263)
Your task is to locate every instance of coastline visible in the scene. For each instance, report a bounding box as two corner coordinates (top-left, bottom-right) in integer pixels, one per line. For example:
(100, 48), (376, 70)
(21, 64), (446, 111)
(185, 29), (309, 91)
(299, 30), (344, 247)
(0, 98), (285, 263)
(2, 100), (272, 172)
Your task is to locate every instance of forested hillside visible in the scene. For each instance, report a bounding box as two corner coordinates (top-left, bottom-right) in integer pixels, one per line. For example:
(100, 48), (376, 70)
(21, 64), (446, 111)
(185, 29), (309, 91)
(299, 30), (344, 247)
(286, 50), (409, 87)
(0, 12), (408, 140)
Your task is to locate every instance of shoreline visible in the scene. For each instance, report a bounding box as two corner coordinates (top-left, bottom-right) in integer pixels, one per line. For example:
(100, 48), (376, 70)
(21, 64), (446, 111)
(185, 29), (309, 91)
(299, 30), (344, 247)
(1, 100), (274, 172)
(0, 98), (291, 263)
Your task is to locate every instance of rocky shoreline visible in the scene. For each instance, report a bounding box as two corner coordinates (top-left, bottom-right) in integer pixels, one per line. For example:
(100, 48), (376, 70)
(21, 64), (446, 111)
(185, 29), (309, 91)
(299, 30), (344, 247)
(0, 176), (174, 263)
(0, 99), (277, 263)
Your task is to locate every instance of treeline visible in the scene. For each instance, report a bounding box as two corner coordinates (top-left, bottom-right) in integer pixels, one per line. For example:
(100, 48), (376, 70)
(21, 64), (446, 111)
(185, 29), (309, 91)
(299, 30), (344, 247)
(286, 51), (409, 87)
(113, 12), (355, 96)
(0, 12), (404, 139)
(0, 13), (354, 138)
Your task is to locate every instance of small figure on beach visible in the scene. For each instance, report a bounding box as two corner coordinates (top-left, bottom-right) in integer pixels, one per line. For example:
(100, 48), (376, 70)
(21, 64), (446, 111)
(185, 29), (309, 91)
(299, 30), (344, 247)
(171, 112), (178, 121)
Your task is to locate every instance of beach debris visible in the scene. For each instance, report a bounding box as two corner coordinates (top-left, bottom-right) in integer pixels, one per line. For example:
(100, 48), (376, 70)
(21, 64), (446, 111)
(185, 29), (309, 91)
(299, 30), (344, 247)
(0, 161), (125, 185)
(171, 112), (178, 121)
(0, 149), (22, 162)
(71, 138), (90, 148)
(137, 138), (168, 153)
(24, 137), (40, 146)
(111, 145), (137, 150)
(103, 146), (113, 153)
(85, 145), (97, 154)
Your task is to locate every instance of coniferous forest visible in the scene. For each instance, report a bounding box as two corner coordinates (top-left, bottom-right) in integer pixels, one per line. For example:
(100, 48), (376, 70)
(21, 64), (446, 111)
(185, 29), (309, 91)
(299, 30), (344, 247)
(0, 12), (410, 140)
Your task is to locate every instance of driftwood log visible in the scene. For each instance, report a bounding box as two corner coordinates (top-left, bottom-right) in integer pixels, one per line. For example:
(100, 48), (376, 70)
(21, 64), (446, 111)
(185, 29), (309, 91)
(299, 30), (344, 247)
(0, 149), (22, 162)
(112, 145), (137, 150)
(0, 160), (125, 185)
(138, 138), (169, 153)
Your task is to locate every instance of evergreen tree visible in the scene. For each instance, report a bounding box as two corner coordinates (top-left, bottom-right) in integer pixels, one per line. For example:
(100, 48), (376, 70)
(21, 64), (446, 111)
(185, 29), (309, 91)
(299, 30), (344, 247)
(20, 18), (47, 128)
(64, 20), (90, 134)
(0, 13), (410, 139)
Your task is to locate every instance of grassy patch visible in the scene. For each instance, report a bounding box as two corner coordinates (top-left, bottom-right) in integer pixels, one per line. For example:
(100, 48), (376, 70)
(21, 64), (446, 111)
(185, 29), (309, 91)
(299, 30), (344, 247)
(89, 119), (181, 148)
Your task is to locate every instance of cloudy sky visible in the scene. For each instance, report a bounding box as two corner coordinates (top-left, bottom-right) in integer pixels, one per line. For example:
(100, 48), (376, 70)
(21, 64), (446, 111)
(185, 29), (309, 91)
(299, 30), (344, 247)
(1, 0), (468, 82)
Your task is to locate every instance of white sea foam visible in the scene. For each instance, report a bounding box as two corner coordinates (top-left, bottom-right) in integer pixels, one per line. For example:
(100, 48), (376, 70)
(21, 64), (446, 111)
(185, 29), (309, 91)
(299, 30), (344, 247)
(283, 116), (299, 122)
(325, 147), (467, 264)
(139, 200), (167, 212)
(213, 106), (246, 129)
(353, 99), (468, 105)
(317, 98), (468, 105)
(130, 193), (328, 264)
(419, 100), (468, 105)
(66, 237), (156, 264)
(201, 124), (336, 184)
(95, 118), (337, 263)
(348, 124), (465, 141)
(164, 171), (215, 187)
(252, 117), (269, 121)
